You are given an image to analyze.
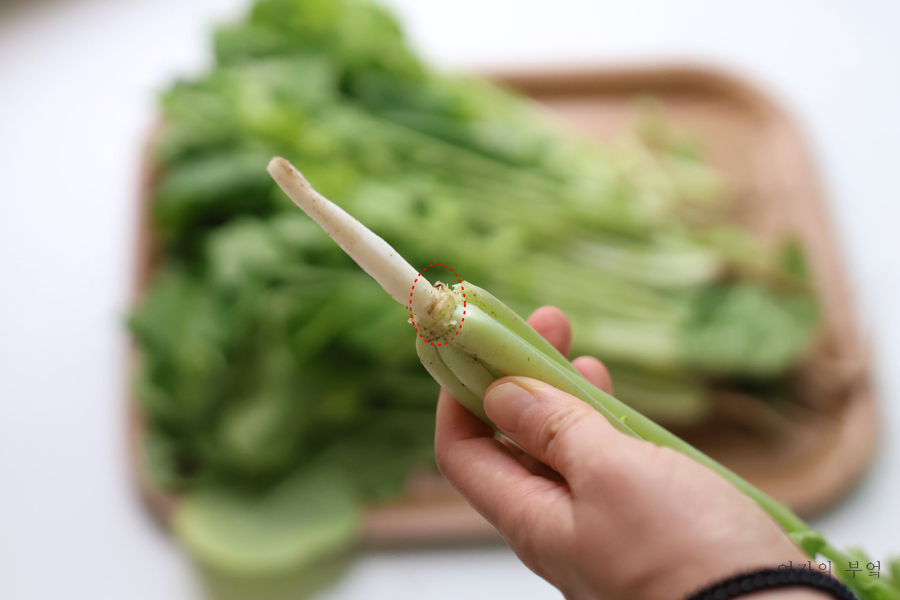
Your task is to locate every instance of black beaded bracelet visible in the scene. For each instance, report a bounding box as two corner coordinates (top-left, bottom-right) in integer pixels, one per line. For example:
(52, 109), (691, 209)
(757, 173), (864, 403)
(684, 567), (858, 600)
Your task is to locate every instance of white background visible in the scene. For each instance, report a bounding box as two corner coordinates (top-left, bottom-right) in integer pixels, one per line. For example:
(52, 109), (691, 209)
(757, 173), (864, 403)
(1, 0), (899, 598)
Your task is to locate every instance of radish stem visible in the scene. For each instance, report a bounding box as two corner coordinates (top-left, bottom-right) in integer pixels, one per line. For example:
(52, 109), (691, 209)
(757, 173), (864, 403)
(267, 157), (455, 334)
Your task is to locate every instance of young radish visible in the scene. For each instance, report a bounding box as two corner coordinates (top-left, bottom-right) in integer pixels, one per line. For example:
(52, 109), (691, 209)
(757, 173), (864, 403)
(267, 156), (898, 600)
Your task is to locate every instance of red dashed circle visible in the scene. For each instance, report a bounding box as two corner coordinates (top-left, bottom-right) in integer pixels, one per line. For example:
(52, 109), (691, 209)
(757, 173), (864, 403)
(409, 264), (466, 347)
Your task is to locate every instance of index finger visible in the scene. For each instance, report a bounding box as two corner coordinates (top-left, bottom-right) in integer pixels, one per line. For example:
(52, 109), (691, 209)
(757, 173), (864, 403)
(527, 306), (572, 357)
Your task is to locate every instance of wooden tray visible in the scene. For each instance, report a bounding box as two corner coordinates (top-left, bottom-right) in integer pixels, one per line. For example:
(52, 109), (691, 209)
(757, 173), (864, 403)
(131, 65), (878, 547)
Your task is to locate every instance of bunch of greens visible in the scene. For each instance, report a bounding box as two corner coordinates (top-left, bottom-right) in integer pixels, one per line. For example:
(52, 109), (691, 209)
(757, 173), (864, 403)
(130, 0), (821, 592)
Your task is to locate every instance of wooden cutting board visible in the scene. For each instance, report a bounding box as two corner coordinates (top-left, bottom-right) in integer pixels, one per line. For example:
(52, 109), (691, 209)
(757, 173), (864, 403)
(131, 64), (878, 547)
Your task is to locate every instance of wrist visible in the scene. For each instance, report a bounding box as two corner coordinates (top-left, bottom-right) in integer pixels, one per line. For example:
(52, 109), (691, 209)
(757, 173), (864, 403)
(635, 533), (815, 600)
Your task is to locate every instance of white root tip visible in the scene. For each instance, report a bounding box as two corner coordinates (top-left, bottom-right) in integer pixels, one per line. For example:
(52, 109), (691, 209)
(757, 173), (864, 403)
(267, 157), (446, 324)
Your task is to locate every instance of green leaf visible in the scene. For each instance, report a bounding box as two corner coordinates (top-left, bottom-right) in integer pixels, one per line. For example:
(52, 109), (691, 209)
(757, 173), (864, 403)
(154, 149), (277, 239)
(681, 284), (819, 377)
(173, 466), (361, 576)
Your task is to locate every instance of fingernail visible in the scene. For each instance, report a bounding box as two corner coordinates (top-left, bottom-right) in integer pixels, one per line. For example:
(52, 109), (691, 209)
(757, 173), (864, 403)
(484, 381), (534, 433)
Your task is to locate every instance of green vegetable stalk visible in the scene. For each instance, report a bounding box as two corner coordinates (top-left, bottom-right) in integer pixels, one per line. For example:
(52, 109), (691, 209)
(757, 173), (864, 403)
(269, 157), (900, 600)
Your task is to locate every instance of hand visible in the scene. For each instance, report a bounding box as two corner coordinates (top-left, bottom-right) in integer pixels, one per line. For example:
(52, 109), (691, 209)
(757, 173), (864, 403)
(434, 306), (822, 600)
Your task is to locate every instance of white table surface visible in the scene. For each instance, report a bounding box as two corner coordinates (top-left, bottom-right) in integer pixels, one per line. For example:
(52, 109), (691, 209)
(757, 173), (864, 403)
(1, 1), (898, 598)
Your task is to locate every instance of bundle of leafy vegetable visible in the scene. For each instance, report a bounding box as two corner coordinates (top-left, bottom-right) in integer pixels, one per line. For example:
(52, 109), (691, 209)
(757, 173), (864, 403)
(129, 0), (820, 592)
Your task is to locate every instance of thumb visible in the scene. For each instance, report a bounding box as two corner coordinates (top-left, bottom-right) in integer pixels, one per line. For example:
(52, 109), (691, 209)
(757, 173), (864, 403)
(484, 376), (626, 483)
